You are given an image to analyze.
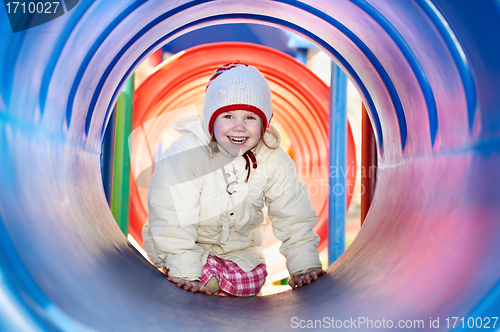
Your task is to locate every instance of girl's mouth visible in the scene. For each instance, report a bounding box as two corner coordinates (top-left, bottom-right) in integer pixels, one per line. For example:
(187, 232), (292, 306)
(228, 136), (248, 144)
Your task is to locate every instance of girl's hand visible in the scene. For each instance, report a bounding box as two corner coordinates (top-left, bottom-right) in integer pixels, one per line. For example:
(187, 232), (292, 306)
(167, 276), (212, 296)
(288, 269), (326, 289)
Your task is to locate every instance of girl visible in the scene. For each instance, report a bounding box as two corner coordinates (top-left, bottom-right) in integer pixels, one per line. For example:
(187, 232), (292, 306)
(143, 63), (325, 296)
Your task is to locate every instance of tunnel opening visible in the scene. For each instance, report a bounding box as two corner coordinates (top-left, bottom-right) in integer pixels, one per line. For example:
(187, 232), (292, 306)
(100, 32), (364, 294)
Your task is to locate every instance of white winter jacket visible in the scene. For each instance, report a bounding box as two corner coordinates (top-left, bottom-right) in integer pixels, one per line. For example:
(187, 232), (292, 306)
(143, 116), (322, 281)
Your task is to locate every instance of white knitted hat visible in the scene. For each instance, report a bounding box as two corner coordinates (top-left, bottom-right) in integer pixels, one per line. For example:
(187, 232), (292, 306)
(203, 63), (273, 134)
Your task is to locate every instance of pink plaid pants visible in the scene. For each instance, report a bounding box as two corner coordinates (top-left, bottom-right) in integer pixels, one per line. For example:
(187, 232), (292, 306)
(200, 255), (267, 297)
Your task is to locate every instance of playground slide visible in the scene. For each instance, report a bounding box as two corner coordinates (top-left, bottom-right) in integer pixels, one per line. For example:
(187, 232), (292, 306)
(1, 0), (500, 330)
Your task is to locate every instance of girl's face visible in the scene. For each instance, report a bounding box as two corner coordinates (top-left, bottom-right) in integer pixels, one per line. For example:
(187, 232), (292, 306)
(213, 110), (263, 157)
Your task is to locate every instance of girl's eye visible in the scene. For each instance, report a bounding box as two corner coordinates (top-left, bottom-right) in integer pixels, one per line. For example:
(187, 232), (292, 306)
(246, 116), (256, 120)
(223, 114), (233, 119)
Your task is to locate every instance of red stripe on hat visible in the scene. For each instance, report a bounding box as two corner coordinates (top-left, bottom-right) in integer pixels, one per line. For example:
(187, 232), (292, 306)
(208, 104), (269, 135)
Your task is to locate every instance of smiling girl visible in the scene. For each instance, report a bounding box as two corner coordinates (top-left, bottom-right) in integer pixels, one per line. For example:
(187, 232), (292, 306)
(143, 63), (325, 296)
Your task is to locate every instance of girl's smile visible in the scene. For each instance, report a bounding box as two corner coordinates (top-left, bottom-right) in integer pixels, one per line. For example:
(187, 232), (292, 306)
(227, 136), (248, 144)
(213, 110), (262, 157)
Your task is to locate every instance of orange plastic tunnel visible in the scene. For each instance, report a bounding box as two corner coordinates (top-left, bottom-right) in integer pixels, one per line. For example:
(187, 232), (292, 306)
(128, 42), (356, 281)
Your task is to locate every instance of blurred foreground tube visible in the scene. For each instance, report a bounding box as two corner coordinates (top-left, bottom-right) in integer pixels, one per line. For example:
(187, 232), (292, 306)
(0, 0), (499, 330)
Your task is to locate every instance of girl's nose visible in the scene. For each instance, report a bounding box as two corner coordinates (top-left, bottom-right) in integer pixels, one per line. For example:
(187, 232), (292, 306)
(232, 119), (246, 131)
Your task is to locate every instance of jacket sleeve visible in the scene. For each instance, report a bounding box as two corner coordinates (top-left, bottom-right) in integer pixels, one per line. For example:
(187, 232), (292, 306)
(264, 149), (322, 277)
(143, 146), (205, 281)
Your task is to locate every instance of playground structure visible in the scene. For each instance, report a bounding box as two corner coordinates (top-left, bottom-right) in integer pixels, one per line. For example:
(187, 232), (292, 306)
(1, 0), (500, 331)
